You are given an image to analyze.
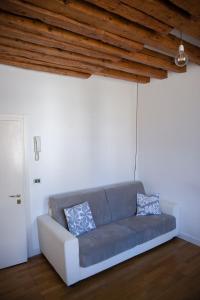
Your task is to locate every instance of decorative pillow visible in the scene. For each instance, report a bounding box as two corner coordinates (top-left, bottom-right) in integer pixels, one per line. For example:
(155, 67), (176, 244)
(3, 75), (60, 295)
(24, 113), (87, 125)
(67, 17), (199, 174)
(64, 201), (96, 236)
(136, 193), (161, 216)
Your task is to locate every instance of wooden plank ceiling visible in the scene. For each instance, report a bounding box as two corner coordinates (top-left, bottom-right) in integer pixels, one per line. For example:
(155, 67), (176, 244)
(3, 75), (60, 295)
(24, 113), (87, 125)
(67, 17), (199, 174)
(0, 0), (199, 83)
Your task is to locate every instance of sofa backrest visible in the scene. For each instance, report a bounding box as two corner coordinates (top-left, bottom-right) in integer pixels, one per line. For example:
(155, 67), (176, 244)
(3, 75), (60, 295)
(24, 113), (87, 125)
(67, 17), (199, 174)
(49, 188), (111, 228)
(105, 181), (145, 222)
(49, 181), (145, 228)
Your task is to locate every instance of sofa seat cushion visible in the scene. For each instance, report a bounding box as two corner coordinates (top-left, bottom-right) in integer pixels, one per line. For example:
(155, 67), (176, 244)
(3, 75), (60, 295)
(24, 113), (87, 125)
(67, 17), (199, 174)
(116, 213), (176, 245)
(78, 213), (176, 267)
(78, 222), (136, 267)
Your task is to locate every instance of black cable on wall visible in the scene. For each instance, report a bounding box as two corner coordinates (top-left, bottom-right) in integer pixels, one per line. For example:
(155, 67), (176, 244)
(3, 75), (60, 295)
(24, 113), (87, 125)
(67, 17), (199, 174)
(134, 83), (139, 181)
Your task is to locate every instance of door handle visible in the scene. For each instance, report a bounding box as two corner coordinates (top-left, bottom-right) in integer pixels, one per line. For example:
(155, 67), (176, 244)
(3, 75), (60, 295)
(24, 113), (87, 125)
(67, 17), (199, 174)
(9, 194), (21, 198)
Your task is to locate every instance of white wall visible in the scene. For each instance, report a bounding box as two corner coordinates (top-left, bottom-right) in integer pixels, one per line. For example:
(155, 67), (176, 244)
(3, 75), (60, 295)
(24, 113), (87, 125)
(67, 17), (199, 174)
(0, 64), (137, 256)
(1, 62), (200, 256)
(138, 65), (200, 245)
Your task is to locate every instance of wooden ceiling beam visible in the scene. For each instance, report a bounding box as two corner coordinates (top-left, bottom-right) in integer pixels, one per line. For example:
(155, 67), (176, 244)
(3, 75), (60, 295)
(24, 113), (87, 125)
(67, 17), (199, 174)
(169, 0), (200, 18)
(0, 35), (115, 67)
(125, 49), (186, 73)
(0, 40), (166, 79)
(123, 50), (185, 73)
(0, 53), (150, 83)
(0, 0), (197, 82)
(0, 44), (104, 73)
(0, 35), (172, 77)
(0, 33), (178, 79)
(107, 60), (167, 79)
(121, 0), (200, 40)
(33, 0), (200, 64)
(141, 48), (173, 61)
(0, 0), (143, 52)
(0, 25), (119, 62)
(95, 69), (150, 84)
(0, 10), (188, 72)
(0, 53), (93, 74)
(0, 10), (144, 61)
(2, 1), (199, 64)
(0, 55), (91, 78)
(0, 24), (185, 73)
(85, 0), (172, 34)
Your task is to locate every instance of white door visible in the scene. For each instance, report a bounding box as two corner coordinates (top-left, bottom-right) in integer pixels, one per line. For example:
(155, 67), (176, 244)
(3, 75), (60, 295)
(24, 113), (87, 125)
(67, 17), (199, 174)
(0, 116), (27, 268)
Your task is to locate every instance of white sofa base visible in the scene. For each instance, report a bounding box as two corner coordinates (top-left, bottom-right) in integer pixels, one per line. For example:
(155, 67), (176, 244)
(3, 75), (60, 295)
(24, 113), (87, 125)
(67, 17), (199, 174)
(37, 200), (179, 286)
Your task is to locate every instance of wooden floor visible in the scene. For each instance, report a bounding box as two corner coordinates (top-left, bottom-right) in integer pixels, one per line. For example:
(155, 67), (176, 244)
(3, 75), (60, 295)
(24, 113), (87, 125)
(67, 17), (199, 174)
(0, 238), (200, 300)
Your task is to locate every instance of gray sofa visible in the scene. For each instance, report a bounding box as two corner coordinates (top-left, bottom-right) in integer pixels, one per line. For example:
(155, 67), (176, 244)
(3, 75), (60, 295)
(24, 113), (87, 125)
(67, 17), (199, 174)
(38, 181), (179, 285)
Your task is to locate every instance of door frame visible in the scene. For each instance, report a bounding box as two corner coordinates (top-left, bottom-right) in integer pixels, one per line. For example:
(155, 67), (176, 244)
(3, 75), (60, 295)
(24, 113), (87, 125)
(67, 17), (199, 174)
(0, 114), (31, 258)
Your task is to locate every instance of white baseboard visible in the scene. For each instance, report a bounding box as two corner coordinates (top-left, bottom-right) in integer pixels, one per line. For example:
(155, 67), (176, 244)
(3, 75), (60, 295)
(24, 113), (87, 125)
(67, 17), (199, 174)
(179, 232), (200, 247)
(28, 248), (41, 258)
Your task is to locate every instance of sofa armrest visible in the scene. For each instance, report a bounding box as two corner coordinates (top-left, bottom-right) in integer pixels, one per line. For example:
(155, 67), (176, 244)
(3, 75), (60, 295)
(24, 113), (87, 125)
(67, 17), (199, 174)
(160, 200), (180, 233)
(37, 214), (79, 285)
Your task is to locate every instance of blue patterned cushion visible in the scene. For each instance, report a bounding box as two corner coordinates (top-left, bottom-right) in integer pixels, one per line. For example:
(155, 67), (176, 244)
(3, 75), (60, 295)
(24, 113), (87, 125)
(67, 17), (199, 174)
(64, 201), (96, 236)
(136, 193), (161, 216)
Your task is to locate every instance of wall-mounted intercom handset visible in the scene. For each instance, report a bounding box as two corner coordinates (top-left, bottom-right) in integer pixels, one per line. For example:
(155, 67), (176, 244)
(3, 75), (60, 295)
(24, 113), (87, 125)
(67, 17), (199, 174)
(33, 136), (41, 161)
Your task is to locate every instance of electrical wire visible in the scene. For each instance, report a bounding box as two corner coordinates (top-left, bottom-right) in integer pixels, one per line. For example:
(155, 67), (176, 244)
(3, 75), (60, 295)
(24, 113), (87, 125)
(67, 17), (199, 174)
(134, 83), (139, 181)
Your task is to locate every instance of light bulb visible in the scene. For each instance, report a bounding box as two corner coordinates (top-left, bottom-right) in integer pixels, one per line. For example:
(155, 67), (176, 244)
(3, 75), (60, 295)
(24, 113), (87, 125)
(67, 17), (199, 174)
(175, 44), (188, 67)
